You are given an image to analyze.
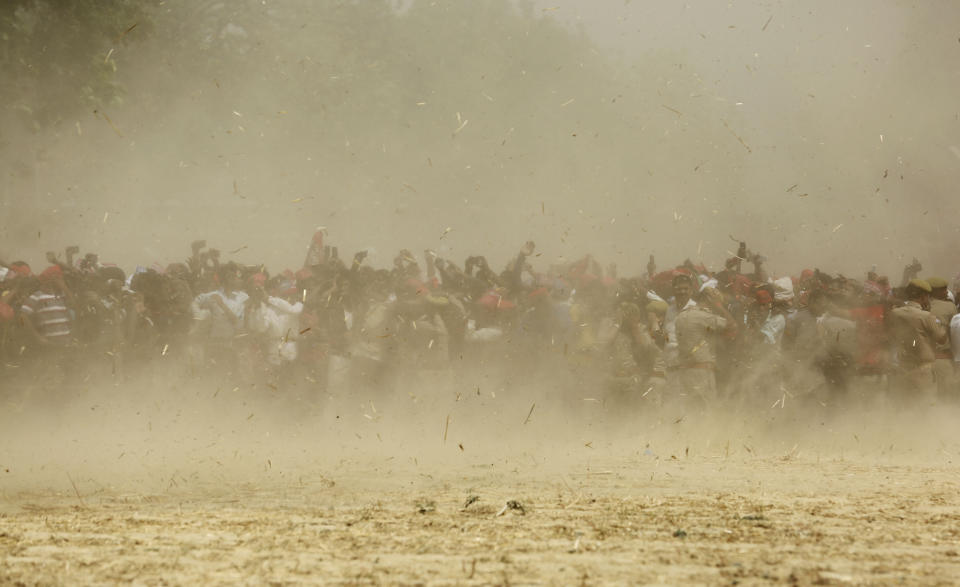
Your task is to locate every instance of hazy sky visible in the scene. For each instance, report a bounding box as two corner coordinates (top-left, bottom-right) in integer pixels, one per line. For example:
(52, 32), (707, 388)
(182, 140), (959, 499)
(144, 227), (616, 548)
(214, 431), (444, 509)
(533, 0), (960, 276)
(2, 0), (958, 280)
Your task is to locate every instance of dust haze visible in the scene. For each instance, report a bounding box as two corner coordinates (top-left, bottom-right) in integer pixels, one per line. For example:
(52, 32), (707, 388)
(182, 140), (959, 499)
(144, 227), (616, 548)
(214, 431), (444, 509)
(2, 0), (959, 479)
(3, 1), (959, 274)
(4, 355), (960, 496)
(1, 3), (960, 582)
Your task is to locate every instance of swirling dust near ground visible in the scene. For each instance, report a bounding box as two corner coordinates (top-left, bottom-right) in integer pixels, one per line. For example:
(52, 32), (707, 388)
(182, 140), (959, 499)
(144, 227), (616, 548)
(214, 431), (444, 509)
(1, 363), (959, 584)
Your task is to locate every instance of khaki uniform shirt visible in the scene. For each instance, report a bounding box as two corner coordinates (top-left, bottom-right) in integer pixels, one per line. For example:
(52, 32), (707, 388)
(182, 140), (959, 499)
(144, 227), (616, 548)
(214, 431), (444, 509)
(928, 298), (956, 354)
(675, 306), (728, 366)
(890, 301), (944, 368)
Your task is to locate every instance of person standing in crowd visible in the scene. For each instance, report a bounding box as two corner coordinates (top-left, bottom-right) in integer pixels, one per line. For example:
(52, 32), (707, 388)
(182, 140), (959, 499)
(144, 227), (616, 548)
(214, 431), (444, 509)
(18, 265), (77, 384)
(191, 263), (249, 372)
(889, 279), (947, 401)
(673, 282), (736, 411)
(19, 266), (74, 348)
(925, 277), (956, 396)
(245, 273), (303, 372)
(951, 307), (960, 396)
(663, 272), (698, 383)
(6, 233), (960, 415)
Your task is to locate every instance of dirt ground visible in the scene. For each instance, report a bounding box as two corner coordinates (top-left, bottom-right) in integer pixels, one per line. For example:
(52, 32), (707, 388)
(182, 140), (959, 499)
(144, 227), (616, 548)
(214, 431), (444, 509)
(2, 377), (960, 585)
(2, 455), (960, 585)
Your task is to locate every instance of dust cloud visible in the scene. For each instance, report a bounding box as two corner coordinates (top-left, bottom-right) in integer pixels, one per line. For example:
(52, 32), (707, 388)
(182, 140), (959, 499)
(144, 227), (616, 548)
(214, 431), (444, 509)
(1, 0), (959, 496)
(3, 354), (959, 497)
(3, 1), (958, 275)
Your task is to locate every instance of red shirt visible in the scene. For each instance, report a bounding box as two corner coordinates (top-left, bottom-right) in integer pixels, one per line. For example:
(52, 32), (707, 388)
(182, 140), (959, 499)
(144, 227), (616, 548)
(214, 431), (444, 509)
(848, 305), (887, 369)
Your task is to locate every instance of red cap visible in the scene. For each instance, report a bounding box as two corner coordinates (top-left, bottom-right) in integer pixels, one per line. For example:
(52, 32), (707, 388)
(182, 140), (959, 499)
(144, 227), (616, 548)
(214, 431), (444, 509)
(9, 263), (32, 278)
(39, 265), (63, 281)
(478, 291), (516, 310)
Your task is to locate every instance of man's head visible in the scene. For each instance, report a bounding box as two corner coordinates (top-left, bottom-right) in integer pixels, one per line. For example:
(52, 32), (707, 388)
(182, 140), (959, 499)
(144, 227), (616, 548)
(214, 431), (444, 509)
(218, 263), (241, 292)
(9, 261), (32, 279)
(246, 272), (268, 301)
(905, 278), (931, 305)
(754, 288), (773, 308)
(925, 276), (948, 301)
(96, 267), (125, 296)
(99, 266), (125, 283)
(617, 302), (642, 329)
(38, 265), (64, 293)
(672, 273), (694, 307)
(859, 280), (884, 305)
(616, 277), (646, 306)
(166, 263), (189, 280)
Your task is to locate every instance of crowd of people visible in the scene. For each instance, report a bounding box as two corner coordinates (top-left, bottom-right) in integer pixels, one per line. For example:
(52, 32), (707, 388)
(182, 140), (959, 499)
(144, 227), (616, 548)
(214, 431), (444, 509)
(2, 230), (959, 412)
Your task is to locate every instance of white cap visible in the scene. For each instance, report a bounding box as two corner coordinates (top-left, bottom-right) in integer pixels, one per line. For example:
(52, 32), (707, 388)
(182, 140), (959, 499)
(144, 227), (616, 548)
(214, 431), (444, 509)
(773, 276), (794, 301)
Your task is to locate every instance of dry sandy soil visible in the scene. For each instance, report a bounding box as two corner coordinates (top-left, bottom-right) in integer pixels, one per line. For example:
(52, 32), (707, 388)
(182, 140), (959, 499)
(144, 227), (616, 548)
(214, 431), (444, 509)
(2, 377), (960, 585)
(2, 457), (960, 585)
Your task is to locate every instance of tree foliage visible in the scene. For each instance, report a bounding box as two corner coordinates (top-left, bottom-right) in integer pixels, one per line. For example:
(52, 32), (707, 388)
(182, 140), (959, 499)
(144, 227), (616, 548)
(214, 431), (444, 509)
(3, 0), (740, 266)
(0, 0), (149, 129)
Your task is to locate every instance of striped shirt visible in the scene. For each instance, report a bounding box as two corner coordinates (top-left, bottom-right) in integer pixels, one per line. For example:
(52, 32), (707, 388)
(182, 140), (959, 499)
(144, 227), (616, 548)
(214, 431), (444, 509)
(21, 291), (72, 344)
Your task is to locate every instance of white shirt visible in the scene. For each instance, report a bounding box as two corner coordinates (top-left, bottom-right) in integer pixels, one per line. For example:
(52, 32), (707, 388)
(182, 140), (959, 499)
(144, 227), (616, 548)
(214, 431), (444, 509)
(247, 296), (303, 363)
(664, 298), (697, 367)
(191, 289), (249, 339)
(248, 297), (302, 337)
(951, 313), (960, 363)
(760, 312), (786, 345)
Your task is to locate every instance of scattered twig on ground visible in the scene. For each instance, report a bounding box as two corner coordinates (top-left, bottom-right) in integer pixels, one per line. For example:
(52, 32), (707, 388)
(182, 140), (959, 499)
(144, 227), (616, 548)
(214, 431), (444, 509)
(495, 500), (526, 517)
(66, 473), (86, 508)
(523, 403), (536, 425)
